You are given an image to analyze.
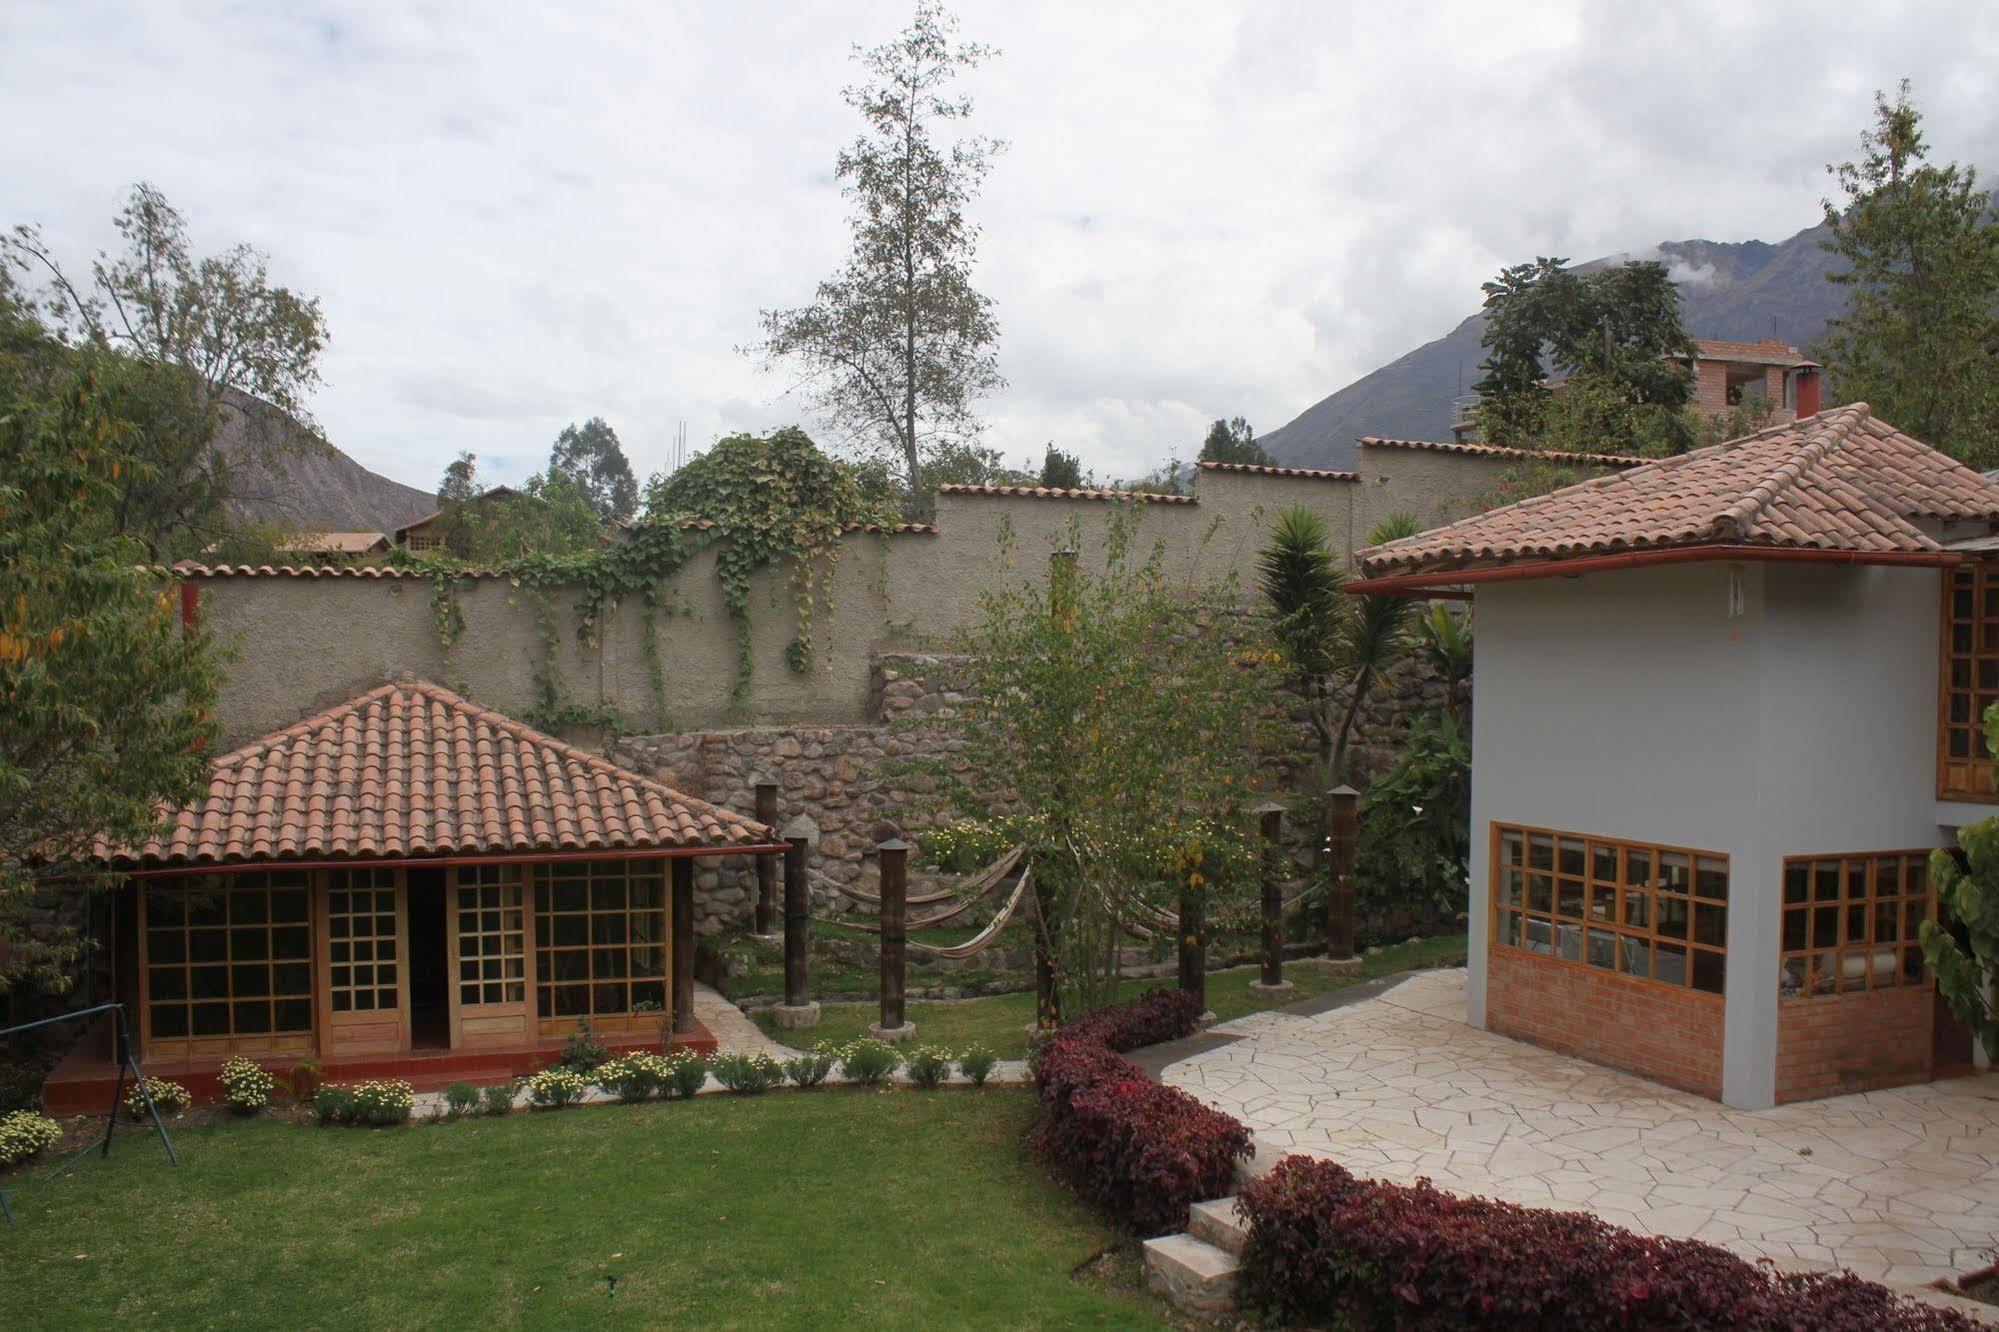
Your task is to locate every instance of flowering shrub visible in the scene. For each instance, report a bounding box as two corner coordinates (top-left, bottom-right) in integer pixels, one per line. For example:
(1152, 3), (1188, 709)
(709, 1052), (785, 1094)
(903, 1046), (955, 1089)
(659, 1051), (709, 1099)
(957, 1044), (999, 1087)
(1236, 1156), (1978, 1331)
(784, 1048), (838, 1088)
(124, 1076), (190, 1120)
(350, 1080), (415, 1125)
(594, 1054), (671, 1103)
(0, 1109), (61, 1166)
(524, 1067), (592, 1108)
(218, 1058), (275, 1113)
(313, 1085), (356, 1125)
(838, 1038), (901, 1088)
(1032, 990), (1250, 1236)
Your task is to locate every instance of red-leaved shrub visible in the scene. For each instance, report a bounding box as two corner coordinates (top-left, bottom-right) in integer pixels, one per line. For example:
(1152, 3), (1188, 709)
(1061, 987), (1204, 1052)
(1237, 1156), (1977, 1330)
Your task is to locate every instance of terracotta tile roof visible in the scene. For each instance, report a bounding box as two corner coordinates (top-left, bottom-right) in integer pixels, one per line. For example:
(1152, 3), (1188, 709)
(935, 483), (1195, 504)
(1357, 405), (1999, 578)
(1358, 437), (1648, 469)
(105, 679), (777, 868)
(1685, 337), (1815, 368)
(1196, 461), (1358, 481)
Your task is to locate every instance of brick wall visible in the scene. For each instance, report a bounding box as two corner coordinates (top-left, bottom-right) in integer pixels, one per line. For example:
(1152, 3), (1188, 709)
(1775, 987), (1933, 1104)
(1485, 945), (1725, 1098)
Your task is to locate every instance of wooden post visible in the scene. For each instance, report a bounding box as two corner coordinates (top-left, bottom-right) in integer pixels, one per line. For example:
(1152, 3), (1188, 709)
(1326, 784), (1360, 963)
(1031, 885), (1061, 1032)
(1251, 801), (1290, 994)
(1177, 874), (1206, 1013)
(772, 815), (820, 1029)
(874, 838), (911, 1040)
(670, 856), (695, 1036)
(753, 774), (780, 937)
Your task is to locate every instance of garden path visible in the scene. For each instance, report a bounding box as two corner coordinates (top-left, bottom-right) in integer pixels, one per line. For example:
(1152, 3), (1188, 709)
(1161, 968), (1999, 1287)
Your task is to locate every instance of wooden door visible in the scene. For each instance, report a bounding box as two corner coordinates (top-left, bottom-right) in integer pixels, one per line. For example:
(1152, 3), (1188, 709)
(447, 865), (533, 1049)
(318, 868), (410, 1056)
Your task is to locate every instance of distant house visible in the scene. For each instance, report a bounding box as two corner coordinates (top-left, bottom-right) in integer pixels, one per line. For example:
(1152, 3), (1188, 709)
(1351, 404), (1999, 1109)
(394, 486), (522, 552)
(285, 531), (391, 558)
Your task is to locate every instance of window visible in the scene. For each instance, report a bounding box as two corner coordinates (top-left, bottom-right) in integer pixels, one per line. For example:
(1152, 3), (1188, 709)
(327, 869), (401, 1013)
(1941, 561), (1999, 800)
(534, 861), (666, 1019)
(456, 865), (526, 1006)
(1493, 825), (1728, 994)
(1780, 853), (1931, 998)
(145, 874), (313, 1040)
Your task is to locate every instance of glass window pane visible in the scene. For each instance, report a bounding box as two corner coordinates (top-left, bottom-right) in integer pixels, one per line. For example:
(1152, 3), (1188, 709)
(1527, 875), (1553, 913)
(1694, 858), (1727, 901)
(1590, 844), (1617, 883)
(151, 1004), (187, 1037)
(1657, 897), (1689, 940)
(1782, 910), (1807, 951)
(148, 930), (186, 964)
(1556, 882), (1584, 919)
(1691, 950), (1725, 994)
(274, 998), (312, 1032)
(233, 1000), (271, 1034)
(191, 1002), (229, 1035)
(1527, 834), (1554, 870)
(1499, 829), (1524, 866)
(149, 968), (187, 1001)
(1557, 838), (1585, 877)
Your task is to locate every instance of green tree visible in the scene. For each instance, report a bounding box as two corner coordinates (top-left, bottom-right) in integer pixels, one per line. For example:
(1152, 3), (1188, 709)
(438, 452), (480, 506)
(1038, 444), (1084, 489)
(750, 2), (1005, 512)
(0, 293), (220, 992)
(4, 183), (329, 558)
(427, 454), (604, 562)
(1820, 81), (1999, 467)
(1927, 707), (1999, 1056)
(550, 417), (638, 523)
(1472, 257), (1696, 452)
(1198, 416), (1270, 466)
(1410, 603), (1473, 720)
(920, 439), (1034, 489)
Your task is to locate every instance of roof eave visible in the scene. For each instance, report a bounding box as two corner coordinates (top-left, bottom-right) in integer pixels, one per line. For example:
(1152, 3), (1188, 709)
(112, 841), (791, 877)
(1346, 543), (1963, 598)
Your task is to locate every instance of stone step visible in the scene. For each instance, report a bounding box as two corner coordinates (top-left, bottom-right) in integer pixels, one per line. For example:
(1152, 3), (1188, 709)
(1187, 1196), (1248, 1255)
(1142, 1232), (1239, 1318)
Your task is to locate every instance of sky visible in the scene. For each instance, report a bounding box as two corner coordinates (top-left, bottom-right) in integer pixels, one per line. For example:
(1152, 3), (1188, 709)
(5, 1), (1999, 493)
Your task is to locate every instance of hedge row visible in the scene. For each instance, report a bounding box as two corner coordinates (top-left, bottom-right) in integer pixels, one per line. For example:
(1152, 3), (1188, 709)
(1033, 988), (1250, 1236)
(1237, 1155), (1978, 1331)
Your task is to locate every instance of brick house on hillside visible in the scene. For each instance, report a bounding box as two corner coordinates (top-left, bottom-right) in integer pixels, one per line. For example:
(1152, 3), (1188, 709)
(1675, 337), (1822, 425)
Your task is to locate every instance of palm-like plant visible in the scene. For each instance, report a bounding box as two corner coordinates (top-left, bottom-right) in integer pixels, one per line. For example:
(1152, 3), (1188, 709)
(1411, 602), (1474, 719)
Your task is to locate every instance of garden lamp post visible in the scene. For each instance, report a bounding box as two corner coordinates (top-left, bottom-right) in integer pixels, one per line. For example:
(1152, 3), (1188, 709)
(1325, 784), (1361, 968)
(752, 772), (781, 938)
(1250, 801), (1295, 997)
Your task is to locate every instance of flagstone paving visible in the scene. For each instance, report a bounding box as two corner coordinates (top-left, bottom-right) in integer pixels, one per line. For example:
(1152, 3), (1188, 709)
(1160, 968), (1999, 1286)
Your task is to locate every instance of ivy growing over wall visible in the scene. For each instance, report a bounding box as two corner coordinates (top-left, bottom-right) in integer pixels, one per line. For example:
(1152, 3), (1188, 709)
(402, 427), (897, 733)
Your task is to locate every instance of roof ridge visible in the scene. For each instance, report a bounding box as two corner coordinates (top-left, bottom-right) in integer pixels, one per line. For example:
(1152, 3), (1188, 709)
(1709, 404), (1869, 542)
(1360, 447), (1664, 561)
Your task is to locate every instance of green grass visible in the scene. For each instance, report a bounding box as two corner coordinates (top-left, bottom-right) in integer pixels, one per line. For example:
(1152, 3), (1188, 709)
(0, 1090), (1168, 1330)
(757, 933), (1469, 1057)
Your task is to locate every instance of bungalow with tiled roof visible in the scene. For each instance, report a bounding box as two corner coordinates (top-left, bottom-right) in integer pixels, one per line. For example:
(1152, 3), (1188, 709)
(43, 678), (781, 1113)
(1349, 404), (1999, 1109)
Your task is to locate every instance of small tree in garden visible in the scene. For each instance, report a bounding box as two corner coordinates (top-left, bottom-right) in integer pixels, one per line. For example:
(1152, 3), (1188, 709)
(1925, 706), (1999, 1053)
(934, 510), (1284, 1025)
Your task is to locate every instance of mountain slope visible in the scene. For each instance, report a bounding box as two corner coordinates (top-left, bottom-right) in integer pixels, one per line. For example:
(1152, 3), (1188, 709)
(1259, 216), (1848, 470)
(212, 392), (436, 533)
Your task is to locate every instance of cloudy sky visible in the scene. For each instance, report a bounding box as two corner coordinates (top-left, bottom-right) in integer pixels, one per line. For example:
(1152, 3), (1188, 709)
(5, 1), (1998, 492)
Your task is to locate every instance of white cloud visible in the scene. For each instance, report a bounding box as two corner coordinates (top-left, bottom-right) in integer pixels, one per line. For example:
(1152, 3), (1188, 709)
(3, 0), (1996, 487)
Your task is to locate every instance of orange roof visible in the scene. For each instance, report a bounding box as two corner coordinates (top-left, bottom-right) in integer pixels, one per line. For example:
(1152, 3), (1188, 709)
(106, 679), (776, 868)
(1358, 437), (1647, 469)
(1357, 405), (1999, 580)
(935, 483), (1194, 504)
(1196, 461), (1358, 481)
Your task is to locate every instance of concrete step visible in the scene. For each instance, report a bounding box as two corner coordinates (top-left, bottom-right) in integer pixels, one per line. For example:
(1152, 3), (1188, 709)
(1142, 1232), (1239, 1318)
(1187, 1196), (1248, 1255)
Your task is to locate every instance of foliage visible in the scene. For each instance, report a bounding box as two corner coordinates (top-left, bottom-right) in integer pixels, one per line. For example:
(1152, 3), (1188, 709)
(749, 2), (1005, 510)
(837, 1037), (902, 1087)
(592, 1054), (669, 1103)
(124, 1076), (189, 1120)
(284, 1055), (321, 1104)
(1037, 444), (1084, 489)
(1197, 416), (1269, 466)
(1259, 506), (1419, 778)
(217, 1057), (274, 1113)
(481, 1083), (517, 1117)
(1411, 603), (1473, 719)
(549, 416), (638, 523)
(1925, 705), (1999, 1053)
(4, 183), (329, 559)
(0, 299), (222, 993)
(1475, 456), (1589, 510)
(425, 454), (605, 562)
(1819, 81), (1999, 469)
(956, 1044), (998, 1087)
(784, 1048), (838, 1088)
(1061, 987), (1204, 1054)
(708, 1052), (786, 1094)
(659, 1051), (710, 1099)
(903, 1045), (955, 1088)
(1472, 255), (1696, 452)
(1689, 392), (1781, 447)
(920, 439), (1034, 489)
(311, 1085), (356, 1125)
(347, 1080), (415, 1126)
(556, 1019), (609, 1074)
(1353, 712), (1472, 936)
(1236, 1155), (1975, 1330)
(524, 1067), (592, 1109)
(443, 1082), (481, 1119)
(0, 1107), (60, 1165)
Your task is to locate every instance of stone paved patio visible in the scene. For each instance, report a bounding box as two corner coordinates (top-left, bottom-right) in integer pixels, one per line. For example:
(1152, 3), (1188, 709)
(1161, 968), (1999, 1286)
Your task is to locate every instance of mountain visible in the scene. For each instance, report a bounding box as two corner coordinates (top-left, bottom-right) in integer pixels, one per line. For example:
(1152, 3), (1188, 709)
(211, 392), (436, 534)
(1258, 216), (1848, 471)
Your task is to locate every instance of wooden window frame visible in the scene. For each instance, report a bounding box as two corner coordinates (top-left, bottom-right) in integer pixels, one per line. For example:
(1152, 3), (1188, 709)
(454, 864), (527, 1008)
(1780, 851), (1932, 999)
(1491, 823), (1728, 996)
(140, 872), (315, 1056)
(1939, 560), (1999, 801)
(533, 859), (668, 1030)
(325, 869), (404, 1014)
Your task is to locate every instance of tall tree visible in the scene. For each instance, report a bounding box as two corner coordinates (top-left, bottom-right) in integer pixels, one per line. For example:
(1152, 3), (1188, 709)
(1820, 81), (1999, 467)
(751, 2), (1005, 512)
(550, 417), (638, 522)
(1038, 443), (1084, 489)
(1198, 416), (1270, 466)
(1472, 257), (1696, 453)
(3, 183), (329, 557)
(0, 289), (220, 991)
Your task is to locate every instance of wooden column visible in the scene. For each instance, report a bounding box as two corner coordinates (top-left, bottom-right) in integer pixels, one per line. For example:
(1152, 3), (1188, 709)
(783, 820), (811, 1009)
(875, 838), (910, 1037)
(1253, 801), (1287, 989)
(670, 856), (695, 1036)
(1177, 874), (1206, 1012)
(753, 775), (780, 937)
(1325, 784), (1360, 961)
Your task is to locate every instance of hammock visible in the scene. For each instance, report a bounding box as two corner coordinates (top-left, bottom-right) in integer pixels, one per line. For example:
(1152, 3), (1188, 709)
(907, 867), (1033, 960)
(826, 859), (1028, 934)
(812, 844), (1024, 909)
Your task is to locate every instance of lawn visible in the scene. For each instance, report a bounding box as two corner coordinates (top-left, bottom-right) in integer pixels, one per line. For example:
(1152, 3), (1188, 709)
(756, 934), (1469, 1056)
(0, 1090), (1169, 1330)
